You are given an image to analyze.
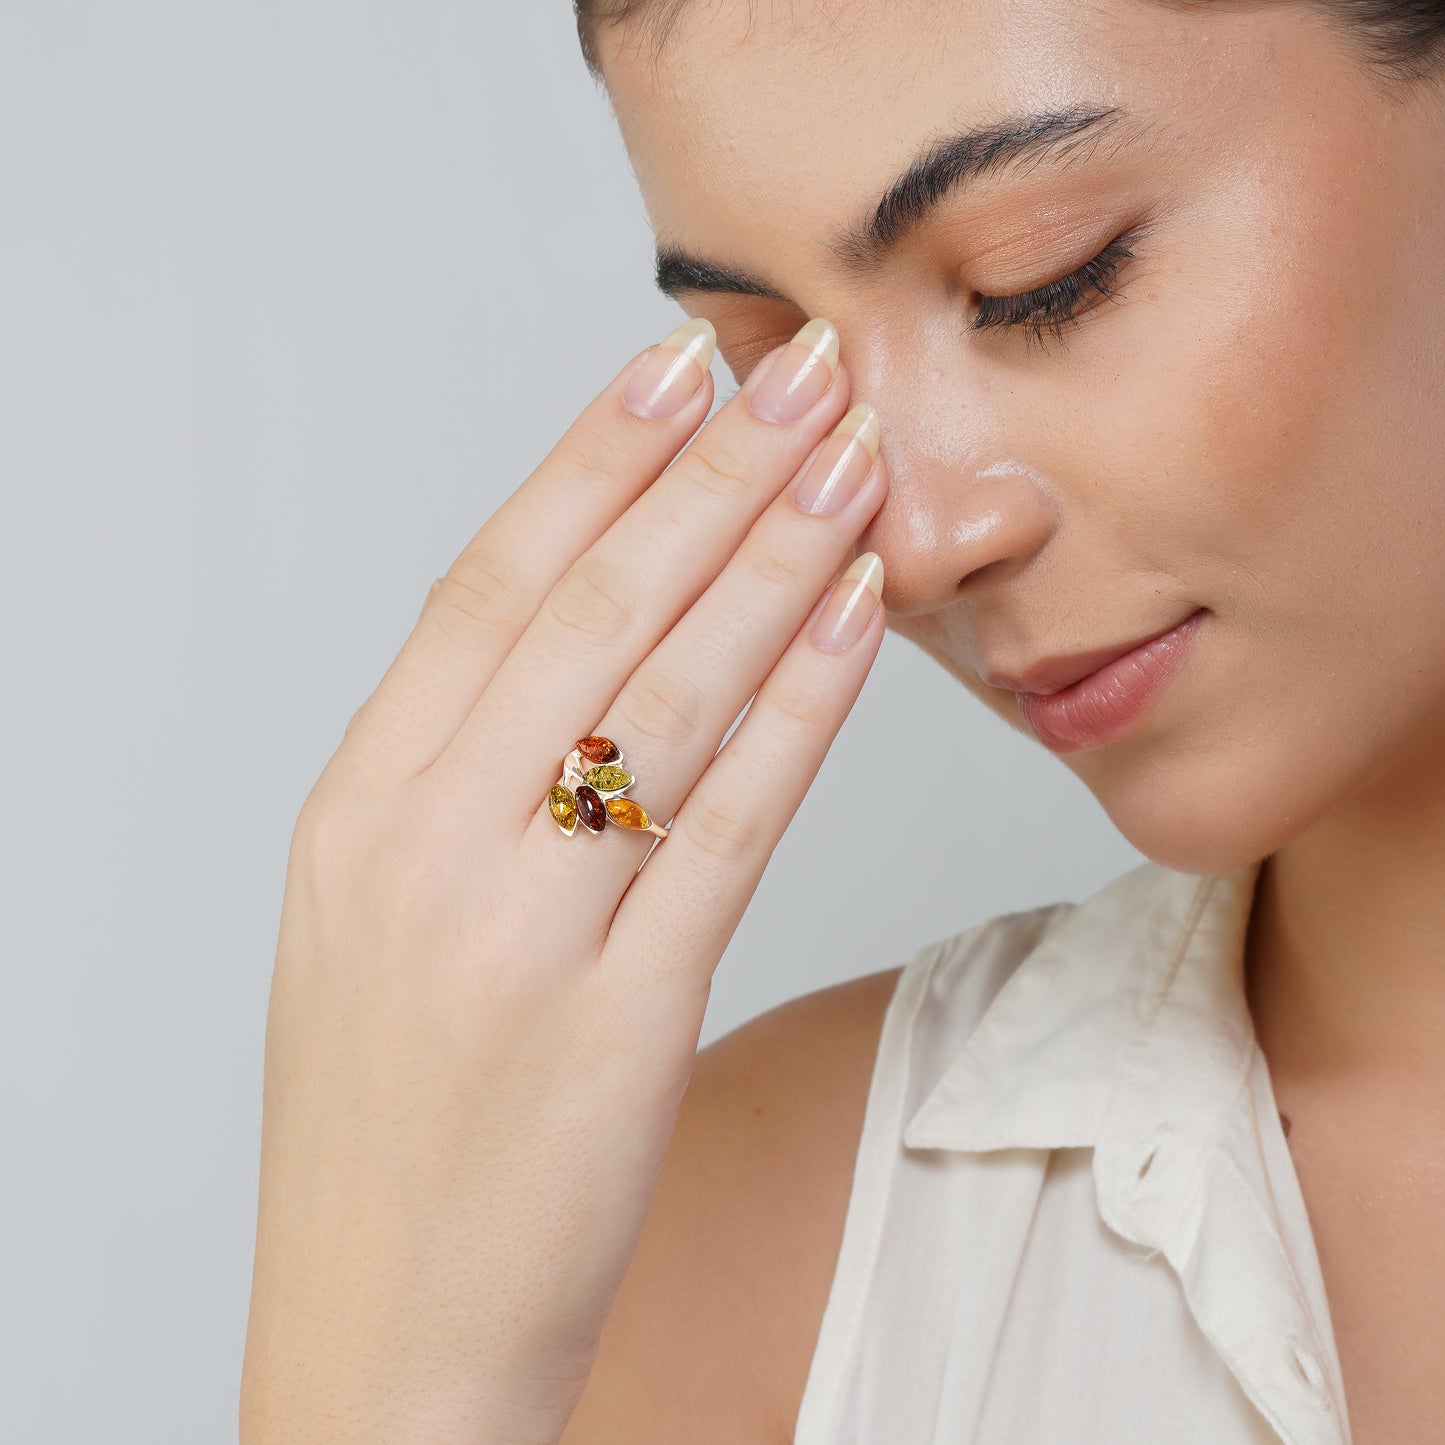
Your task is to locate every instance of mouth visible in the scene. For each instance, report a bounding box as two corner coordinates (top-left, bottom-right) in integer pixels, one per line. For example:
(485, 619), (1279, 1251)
(985, 609), (1205, 696)
(1001, 608), (1208, 753)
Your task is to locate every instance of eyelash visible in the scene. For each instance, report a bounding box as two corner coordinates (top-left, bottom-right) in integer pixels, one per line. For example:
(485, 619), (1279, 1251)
(970, 231), (1139, 351)
(715, 231), (1140, 389)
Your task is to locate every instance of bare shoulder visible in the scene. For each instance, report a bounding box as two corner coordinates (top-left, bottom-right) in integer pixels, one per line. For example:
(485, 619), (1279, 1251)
(559, 963), (906, 1444)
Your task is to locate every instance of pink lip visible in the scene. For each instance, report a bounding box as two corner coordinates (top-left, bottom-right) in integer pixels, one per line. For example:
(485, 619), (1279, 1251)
(986, 613), (1199, 695)
(1015, 608), (1205, 753)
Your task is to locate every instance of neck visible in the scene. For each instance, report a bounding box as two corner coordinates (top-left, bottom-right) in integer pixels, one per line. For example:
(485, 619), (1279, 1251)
(1244, 728), (1445, 1089)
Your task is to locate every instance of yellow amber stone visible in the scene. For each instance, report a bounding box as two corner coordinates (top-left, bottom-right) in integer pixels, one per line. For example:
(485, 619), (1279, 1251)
(604, 797), (651, 830)
(548, 783), (577, 834)
(584, 764), (633, 794)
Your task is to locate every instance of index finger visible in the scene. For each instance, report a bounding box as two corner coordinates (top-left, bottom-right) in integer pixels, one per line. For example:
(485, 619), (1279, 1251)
(340, 317), (724, 779)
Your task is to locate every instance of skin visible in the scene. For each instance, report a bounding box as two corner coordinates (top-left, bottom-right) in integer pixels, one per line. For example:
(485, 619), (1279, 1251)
(590, 0), (1445, 1436)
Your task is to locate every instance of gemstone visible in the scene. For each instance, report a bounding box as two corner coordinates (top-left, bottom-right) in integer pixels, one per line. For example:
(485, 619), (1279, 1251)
(548, 783), (577, 835)
(584, 764), (633, 794)
(575, 735), (621, 764)
(604, 797), (652, 830)
(574, 783), (607, 833)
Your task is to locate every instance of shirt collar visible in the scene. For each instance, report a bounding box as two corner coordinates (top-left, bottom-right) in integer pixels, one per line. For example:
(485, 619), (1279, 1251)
(899, 856), (1356, 1442)
(902, 856), (1265, 1246)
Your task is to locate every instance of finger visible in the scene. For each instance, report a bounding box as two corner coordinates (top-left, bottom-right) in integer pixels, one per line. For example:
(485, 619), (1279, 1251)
(520, 405), (887, 911)
(436, 318), (852, 823)
(606, 550), (887, 994)
(338, 318), (719, 779)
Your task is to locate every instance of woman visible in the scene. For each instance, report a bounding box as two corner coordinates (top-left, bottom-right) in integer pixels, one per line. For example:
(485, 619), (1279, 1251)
(239, 2), (1445, 1441)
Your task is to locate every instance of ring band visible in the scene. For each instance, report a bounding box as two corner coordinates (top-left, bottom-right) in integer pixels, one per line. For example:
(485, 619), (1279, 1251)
(548, 735), (670, 840)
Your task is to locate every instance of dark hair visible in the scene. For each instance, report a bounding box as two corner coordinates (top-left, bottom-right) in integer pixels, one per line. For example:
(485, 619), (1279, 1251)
(572, 0), (1445, 92)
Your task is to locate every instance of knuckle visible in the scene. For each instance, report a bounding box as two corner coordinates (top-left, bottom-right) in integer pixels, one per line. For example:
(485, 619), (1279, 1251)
(739, 539), (809, 592)
(287, 780), (481, 946)
(616, 666), (704, 748)
(683, 792), (757, 863)
(559, 426), (630, 493)
(762, 675), (832, 734)
(684, 440), (754, 501)
(290, 790), (360, 882)
(342, 697), (369, 737)
(354, 794), (462, 922)
(434, 548), (528, 644)
(546, 557), (636, 643)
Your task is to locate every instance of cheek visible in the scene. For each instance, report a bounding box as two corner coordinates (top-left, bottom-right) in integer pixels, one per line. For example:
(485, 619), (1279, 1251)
(1059, 160), (1445, 866)
(1076, 137), (1445, 661)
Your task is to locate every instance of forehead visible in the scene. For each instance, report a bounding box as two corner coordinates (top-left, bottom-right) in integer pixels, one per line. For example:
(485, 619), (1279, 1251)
(597, 0), (1284, 275)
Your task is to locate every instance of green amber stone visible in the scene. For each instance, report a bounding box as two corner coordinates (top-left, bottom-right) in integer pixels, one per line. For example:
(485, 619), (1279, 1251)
(583, 764), (633, 794)
(548, 783), (578, 834)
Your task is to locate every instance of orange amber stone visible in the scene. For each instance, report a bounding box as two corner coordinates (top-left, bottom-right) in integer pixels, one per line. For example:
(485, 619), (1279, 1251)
(604, 797), (652, 830)
(575, 735), (620, 764)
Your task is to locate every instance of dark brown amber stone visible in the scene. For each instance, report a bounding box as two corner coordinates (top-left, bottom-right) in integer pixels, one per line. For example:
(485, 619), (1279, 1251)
(574, 783), (607, 833)
(575, 735), (621, 765)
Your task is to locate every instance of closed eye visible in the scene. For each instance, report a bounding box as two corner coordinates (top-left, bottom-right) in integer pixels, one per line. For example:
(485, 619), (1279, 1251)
(970, 229), (1142, 352)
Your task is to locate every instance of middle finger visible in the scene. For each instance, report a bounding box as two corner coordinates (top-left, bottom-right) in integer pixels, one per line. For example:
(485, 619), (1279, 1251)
(437, 316), (852, 819)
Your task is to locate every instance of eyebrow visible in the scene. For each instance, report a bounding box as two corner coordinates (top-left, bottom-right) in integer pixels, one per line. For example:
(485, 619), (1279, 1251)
(653, 103), (1139, 302)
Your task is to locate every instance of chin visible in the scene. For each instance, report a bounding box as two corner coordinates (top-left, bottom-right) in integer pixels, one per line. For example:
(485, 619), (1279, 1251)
(1066, 731), (1337, 876)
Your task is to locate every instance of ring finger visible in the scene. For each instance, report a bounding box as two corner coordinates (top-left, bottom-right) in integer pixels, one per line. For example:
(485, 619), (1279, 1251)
(525, 398), (888, 890)
(434, 317), (854, 819)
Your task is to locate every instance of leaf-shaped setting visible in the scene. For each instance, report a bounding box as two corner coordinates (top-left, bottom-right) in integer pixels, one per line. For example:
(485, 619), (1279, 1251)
(583, 764), (633, 794)
(575, 735), (621, 765)
(574, 783), (607, 833)
(604, 797), (652, 831)
(548, 783), (577, 836)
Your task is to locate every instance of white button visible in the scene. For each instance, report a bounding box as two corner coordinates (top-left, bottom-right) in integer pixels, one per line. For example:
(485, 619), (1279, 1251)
(1136, 1133), (1165, 1181)
(1285, 1334), (1328, 1401)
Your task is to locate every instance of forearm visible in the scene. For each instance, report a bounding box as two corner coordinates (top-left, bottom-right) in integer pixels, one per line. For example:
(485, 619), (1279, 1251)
(238, 1144), (588, 1445)
(239, 1254), (582, 1445)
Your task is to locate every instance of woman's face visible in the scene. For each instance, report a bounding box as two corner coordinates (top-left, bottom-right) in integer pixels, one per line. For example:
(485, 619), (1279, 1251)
(594, 0), (1445, 873)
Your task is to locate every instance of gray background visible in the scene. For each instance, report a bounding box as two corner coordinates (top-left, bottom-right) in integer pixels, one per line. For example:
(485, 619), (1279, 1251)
(1, 4), (1141, 1439)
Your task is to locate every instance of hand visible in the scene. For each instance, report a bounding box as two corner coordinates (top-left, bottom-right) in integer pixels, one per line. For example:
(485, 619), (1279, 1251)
(239, 315), (889, 1444)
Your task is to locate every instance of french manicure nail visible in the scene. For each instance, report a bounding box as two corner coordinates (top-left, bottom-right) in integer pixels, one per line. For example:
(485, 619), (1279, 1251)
(749, 317), (840, 424)
(811, 552), (884, 652)
(622, 317), (717, 419)
(793, 403), (881, 515)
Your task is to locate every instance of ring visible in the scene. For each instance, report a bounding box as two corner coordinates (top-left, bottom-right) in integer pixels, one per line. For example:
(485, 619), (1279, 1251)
(548, 735), (670, 840)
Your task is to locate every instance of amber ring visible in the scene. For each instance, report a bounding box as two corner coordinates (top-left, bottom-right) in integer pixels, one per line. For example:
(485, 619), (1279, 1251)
(547, 735), (670, 840)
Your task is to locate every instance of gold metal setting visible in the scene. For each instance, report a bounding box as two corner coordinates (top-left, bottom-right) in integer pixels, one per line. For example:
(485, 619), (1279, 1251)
(548, 735), (670, 840)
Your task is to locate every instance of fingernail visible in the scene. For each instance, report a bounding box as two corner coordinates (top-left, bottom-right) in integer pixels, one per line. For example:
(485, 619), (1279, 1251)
(811, 552), (884, 653)
(622, 318), (717, 419)
(793, 403), (881, 516)
(749, 317), (839, 424)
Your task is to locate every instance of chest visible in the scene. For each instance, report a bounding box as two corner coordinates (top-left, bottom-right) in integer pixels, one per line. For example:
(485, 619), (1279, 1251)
(1277, 1101), (1445, 1444)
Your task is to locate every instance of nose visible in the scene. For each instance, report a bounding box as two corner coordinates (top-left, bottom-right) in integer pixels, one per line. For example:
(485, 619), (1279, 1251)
(845, 350), (1060, 618)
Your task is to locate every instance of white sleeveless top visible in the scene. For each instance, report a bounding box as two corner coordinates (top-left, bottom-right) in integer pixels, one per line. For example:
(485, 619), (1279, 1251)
(792, 857), (1353, 1445)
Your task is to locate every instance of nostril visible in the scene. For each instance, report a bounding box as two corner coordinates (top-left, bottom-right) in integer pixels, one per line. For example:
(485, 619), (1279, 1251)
(960, 557), (1005, 589)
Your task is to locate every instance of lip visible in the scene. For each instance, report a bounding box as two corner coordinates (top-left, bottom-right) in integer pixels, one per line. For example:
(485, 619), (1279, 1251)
(986, 611), (1202, 696)
(1012, 608), (1206, 753)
